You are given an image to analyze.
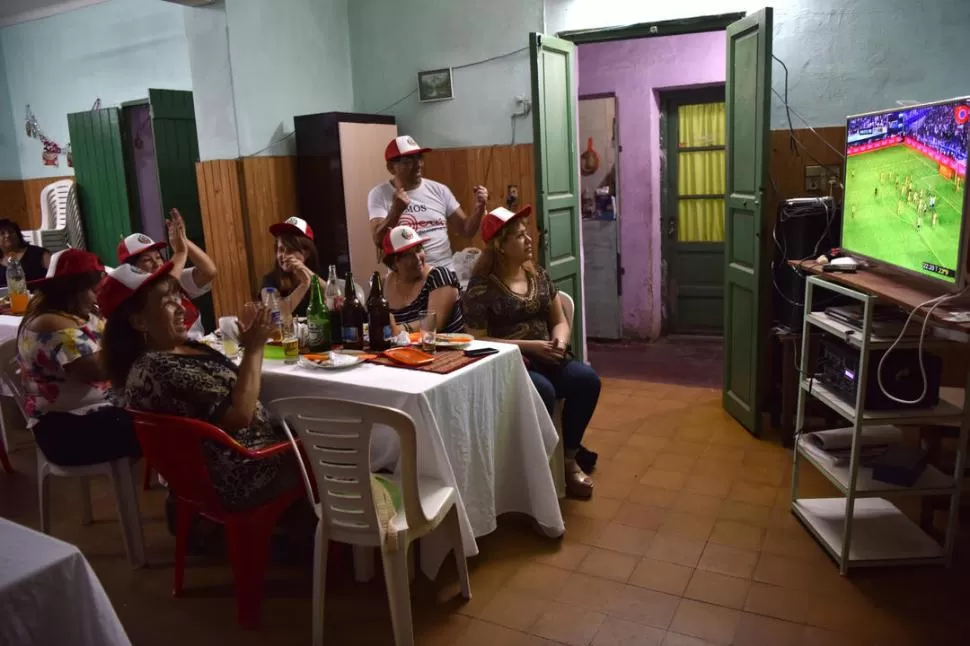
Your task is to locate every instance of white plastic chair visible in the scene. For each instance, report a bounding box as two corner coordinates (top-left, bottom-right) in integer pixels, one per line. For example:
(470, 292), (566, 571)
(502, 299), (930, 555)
(25, 180), (76, 252)
(0, 339), (145, 567)
(550, 291), (574, 498)
(268, 397), (470, 646)
(451, 247), (482, 290)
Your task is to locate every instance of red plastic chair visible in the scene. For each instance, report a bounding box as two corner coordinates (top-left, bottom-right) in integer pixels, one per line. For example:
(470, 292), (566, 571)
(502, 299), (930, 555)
(128, 409), (303, 629)
(0, 433), (12, 472)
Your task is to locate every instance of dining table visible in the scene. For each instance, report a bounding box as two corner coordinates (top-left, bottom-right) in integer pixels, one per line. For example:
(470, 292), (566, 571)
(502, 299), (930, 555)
(258, 340), (566, 579)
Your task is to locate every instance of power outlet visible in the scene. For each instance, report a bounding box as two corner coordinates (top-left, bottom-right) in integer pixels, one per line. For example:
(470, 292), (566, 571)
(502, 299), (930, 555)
(804, 165), (841, 193)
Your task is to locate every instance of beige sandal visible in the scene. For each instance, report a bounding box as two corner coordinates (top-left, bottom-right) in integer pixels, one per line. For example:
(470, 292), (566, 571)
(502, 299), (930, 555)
(565, 458), (594, 499)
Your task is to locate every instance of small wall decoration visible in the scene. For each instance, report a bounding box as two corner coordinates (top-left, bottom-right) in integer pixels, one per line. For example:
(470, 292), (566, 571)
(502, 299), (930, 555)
(24, 99), (97, 168)
(418, 68), (454, 102)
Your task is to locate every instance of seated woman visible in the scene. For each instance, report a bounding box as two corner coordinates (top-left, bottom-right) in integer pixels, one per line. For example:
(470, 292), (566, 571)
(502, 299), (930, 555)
(117, 209), (217, 339)
(17, 249), (140, 467)
(463, 207), (600, 499)
(100, 263), (298, 511)
(261, 216), (319, 317)
(382, 225), (464, 334)
(0, 218), (50, 285)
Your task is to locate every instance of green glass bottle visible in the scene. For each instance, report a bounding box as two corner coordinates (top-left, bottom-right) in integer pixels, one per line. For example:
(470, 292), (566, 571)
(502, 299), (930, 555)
(306, 275), (331, 352)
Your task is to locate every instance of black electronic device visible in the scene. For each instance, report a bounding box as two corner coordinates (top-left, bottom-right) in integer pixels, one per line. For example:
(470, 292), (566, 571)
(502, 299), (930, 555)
(772, 197), (847, 330)
(815, 335), (942, 410)
(823, 303), (921, 338)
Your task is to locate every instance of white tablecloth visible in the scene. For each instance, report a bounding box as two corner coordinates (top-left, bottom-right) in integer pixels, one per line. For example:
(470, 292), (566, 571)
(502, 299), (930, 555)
(259, 341), (565, 578)
(0, 315), (20, 343)
(0, 518), (130, 646)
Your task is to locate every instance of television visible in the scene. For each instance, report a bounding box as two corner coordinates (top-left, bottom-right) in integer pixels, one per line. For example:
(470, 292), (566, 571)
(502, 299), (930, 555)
(841, 96), (970, 288)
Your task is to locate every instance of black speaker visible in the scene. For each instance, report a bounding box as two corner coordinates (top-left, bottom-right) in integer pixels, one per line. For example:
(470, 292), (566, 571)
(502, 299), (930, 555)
(772, 197), (845, 330)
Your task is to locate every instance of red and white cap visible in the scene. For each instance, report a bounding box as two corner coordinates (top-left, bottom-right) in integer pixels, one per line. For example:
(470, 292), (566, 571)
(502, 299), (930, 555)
(382, 225), (427, 256)
(481, 205), (532, 243)
(29, 248), (104, 287)
(97, 261), (174, 318)
(117, 233), (167, 264)
(384, 135), (432, 161)
(268, 216), (314, 241)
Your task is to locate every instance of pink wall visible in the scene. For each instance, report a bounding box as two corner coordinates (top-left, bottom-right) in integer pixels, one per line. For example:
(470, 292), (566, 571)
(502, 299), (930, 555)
(578, 31), (726, 339)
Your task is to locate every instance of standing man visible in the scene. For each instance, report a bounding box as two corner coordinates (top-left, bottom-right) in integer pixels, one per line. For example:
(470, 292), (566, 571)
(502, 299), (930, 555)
(369, 135), (488, 272)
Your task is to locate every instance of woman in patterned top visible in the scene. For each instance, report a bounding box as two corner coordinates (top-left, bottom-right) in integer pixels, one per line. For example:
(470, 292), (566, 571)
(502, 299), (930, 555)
(463, 207), (600, 499)
(382, 225), (464, 334)
(100, 263), (299, 512)
(17, 249), (140, 467)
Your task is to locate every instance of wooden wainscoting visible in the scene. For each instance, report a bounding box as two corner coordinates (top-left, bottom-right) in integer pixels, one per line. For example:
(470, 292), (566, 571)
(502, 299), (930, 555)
(424, 144), (538, 252)
(195, 159), (251, 319)
(767, 126), (846, 222)
(0, 176), (73, 230)
(240, 156), (298, 289)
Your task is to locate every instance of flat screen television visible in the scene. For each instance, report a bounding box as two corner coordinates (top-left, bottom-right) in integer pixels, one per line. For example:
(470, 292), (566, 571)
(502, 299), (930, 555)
(841, 97), (970, 289)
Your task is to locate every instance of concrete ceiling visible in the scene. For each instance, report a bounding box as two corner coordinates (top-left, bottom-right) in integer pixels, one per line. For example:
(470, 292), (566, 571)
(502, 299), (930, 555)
(0, 0), (110, 28)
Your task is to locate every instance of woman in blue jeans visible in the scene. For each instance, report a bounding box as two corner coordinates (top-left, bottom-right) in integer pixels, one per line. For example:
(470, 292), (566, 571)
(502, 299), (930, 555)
(464, 206), (600, 498)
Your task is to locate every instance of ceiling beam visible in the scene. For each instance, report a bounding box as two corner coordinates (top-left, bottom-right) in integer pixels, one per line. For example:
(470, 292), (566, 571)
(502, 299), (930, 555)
(0, 0), (110, 29)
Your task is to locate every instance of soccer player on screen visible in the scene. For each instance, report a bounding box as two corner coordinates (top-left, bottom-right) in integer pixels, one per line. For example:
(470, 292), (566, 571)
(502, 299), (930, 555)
(874, 186), (879, 199)
(932, 210), (939, 228)
(917, 212), (923, 232)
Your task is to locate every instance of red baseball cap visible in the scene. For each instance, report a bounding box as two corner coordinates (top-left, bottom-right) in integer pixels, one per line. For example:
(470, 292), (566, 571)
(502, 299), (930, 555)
(268, 216), (314, 241)
(117, 233), (167, 264)
(481, 205), (532, 243)
(384, 135), (432, 161)
(382, 225), (427, 256)
(29, 249), (104, 287)
(97, 262), (175, 318)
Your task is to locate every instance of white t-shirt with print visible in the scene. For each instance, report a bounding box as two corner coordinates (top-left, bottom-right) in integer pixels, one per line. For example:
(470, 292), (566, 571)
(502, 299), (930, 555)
(367, 179), (460, 270)
(179, 267), (212, 339)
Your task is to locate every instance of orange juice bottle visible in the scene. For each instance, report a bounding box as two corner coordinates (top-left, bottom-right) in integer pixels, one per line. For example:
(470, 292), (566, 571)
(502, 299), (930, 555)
(7, 258), (28, 315)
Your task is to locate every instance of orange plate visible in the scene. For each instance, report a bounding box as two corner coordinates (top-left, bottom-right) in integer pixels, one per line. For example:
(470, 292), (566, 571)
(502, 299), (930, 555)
(408, 331), (422, 344)
(383, 347), (435, 366)
(437, 333), (473, 344)
(302, 353), (330, 362)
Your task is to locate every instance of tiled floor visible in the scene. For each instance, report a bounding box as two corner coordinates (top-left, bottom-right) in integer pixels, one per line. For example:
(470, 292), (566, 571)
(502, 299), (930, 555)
(2, 379), (969, 645)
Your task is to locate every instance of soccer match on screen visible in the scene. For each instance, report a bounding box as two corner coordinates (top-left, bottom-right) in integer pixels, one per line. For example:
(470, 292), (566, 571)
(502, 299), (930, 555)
(842, 99), (970, 283)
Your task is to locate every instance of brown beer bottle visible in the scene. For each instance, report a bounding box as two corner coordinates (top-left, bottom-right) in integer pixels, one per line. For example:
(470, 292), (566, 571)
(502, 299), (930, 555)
(340, 272), (365, 350)
(367, 271), (392, 351)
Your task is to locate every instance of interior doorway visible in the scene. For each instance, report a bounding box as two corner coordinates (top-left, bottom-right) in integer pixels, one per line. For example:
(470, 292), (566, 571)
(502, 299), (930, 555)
(122, 102), (166, 245)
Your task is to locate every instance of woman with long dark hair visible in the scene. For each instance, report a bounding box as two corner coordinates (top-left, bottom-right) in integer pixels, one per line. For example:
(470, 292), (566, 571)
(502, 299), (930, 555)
(463, 207), (601, 499)
(260, 216), (319, 317)
(0, 218), (49, 286)
(16, 249), (139, 466)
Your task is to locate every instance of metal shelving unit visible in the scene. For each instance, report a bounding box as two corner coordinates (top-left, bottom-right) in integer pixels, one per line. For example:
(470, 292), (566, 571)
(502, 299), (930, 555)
(792, 275), (970, 574)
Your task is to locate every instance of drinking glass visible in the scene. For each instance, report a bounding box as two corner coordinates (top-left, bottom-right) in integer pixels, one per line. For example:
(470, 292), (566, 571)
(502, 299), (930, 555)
(218, 316), (240, 358)
(420, 311), (437, 354)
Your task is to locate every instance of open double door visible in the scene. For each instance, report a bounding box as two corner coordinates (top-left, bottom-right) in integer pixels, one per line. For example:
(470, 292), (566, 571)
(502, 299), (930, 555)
(529, 9), (774, 435)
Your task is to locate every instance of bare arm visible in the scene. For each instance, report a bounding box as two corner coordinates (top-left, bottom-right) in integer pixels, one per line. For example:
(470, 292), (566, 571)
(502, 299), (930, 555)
(28, 313), (108, 382)
(187, 239), (217, 288)
(426, 285), (459, 331)
(547, 293), (570, 347)
(370, 180), (410, 246)
(464, 325), (545, 356)
(217, 307), (272, 431)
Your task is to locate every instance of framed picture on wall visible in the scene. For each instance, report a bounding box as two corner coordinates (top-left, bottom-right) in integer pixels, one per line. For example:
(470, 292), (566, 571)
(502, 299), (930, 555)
(418, 68), (454, 102)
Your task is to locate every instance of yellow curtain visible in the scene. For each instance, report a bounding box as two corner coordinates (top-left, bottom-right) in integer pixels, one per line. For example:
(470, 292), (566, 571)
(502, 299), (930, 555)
(677, 102), (726, 242)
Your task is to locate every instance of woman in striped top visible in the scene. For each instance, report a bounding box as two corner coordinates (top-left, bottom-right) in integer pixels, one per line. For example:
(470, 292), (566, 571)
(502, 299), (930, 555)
(382, 225), (464, 334)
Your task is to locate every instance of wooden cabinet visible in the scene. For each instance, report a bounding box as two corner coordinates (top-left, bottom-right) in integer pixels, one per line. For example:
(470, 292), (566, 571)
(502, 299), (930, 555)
(294, 112), (397, 281)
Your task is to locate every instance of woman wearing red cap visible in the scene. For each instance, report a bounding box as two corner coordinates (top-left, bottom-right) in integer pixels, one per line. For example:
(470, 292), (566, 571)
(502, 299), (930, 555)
(261, 216), (319, 317)
(118, 209), (217, 339)
(16, 249), (140, 467)
(463, 207), (600, 499)
(100, 264), (300, 512)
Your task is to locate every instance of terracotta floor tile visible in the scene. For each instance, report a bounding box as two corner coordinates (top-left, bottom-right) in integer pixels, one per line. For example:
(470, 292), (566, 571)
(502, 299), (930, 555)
(657, 511), (716, 541)
(727, 481), (777, 507)
(743, 582), (815, 625)
(627, 435), (672, 453)
(690, 459), (743, 479)
(597, 474), (640, 501)
(731, 612), (803, 646)
(604, 583), (681, 630)
(708, 520), (764, 551)
(651, 453), (698, 474)
(668, 599), (741, 645)
(797, 626), (869, 646)
(563, 516), (613, 546)
(684, 474), (734, 498)
(507, 562), (574, 600)
(529, 601), (606, 646)
(588, 429), (632, 446)
(717, 500), (771, 527)
(696, 543), (759, 579)
(761, 526), (828, 564)
(563, 496), (623, 522)
(646, 534), (706, 568)
(640, 469), (688, 491)
(628, 558), (694, 596)
(661, 632), (717, 646)
(477, 588), (556, 630)
(752, 553), (824, 591)
(614, 502), (669, 531)
(674, 426), (715, 444)
(533, 542), (592, 571)
(591, 616), (666, 646)
(556, 571), (626, 614)
(664, 440), (708, 457)
(628, 484), (679, 508)
(672, 491), (723, 517)
(459, 618), (559, 646)
(612, 447), (659, 473)
(700, 445), (746, 463)
(736, 463), (786, 487)
(637, 419), (679, 438)
(593, 522), (657, 556)
(579, 547), (640, 582)
(683, 570), (751, 610)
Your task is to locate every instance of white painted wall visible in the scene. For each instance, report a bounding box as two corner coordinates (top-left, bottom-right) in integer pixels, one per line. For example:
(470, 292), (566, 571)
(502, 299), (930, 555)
(183, 1), (239, 161)
(348, 0), (543, 148)
(0, 0), (193, 179)
(225, 0), (354, 157)
(0, 42), (18, 179)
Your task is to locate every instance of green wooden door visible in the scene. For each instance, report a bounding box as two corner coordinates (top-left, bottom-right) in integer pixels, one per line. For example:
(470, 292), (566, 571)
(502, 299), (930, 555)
(722, 9), (773, 435)
(67, 108), (135, 264)
(530, 33), (585, 361)
(662, 89), (727, 334)
(149, 89), (213, 327)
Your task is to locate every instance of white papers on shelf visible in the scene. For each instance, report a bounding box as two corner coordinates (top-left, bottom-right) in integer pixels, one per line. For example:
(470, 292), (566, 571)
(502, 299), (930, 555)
(806, 425), (902, 451)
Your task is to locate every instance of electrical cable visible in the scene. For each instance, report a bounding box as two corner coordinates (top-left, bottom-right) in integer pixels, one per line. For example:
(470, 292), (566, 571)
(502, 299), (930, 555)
(244, 131), (296, 158)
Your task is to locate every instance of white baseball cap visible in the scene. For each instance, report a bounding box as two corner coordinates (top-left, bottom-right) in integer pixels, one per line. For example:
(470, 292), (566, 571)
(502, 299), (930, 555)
(97, 261), (174, 318)
(481, 205), (532, 242)
(384, 135), (432, 161)
(268, 216), (314, 241)
(117, 233), (166, 264)
(382, 225), (428, 256)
